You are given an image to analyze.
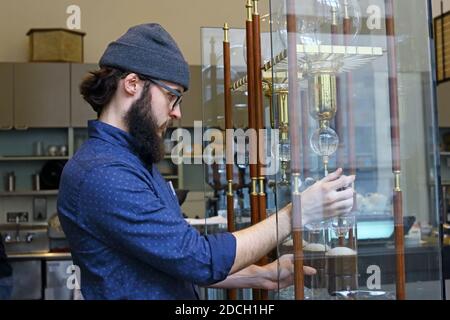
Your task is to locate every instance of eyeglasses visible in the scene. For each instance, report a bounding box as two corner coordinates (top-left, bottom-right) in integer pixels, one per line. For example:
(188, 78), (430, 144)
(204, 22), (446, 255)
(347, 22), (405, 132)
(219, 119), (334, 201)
(148, 78), (183, 111)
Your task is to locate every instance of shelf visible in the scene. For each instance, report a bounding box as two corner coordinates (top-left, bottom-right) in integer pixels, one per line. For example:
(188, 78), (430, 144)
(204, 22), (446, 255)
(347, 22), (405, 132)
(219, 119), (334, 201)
(0, 156), (69, 161)
(163, 175), (179, 179)
(441, 152), (450, 156)
(233, 45), (384, 91)
(0, 190), (58, 196)
(163, 155), (204, 160)
(7, 252), (72, 260)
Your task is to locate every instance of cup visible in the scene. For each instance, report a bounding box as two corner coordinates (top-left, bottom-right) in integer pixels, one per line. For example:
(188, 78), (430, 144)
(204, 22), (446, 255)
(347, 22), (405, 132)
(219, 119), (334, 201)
(33, 141), (43, 156)
(32, 173), (40, 191)
(48, 145), (58, 157)
(59, 145), (68, 157)
(6, 172), (15, 192)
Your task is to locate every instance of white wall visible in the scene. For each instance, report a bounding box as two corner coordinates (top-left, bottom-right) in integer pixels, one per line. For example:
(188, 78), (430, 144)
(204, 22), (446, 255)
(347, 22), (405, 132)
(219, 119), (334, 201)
(0, 0), (269, 65)
(432, 0), (450, 17)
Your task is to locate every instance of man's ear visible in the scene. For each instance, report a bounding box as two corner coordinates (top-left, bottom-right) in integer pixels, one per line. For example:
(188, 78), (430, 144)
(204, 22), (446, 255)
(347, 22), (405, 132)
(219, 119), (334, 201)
(122, 73), (141, 96)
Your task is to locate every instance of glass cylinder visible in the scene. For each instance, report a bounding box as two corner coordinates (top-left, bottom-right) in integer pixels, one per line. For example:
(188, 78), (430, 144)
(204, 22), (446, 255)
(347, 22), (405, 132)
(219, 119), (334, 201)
(324, 214), (358, 297)
(308, 74), (337, 122)
(303, 221), (329, 299)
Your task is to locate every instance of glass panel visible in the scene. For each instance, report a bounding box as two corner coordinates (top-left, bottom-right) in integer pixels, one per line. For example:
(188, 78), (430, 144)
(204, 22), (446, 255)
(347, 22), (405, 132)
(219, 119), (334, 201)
(201, 26), (251, 300)
(200, 0), (443, 300)
(269, 0), (442, 300)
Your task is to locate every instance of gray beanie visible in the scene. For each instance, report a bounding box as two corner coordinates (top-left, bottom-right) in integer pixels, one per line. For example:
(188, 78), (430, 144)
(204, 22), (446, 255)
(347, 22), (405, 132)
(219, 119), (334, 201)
(99, 23), (190, 91)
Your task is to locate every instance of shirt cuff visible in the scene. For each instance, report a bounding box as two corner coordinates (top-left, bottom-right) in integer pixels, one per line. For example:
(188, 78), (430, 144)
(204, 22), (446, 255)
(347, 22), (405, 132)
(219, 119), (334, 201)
(205, 232), (236, 282)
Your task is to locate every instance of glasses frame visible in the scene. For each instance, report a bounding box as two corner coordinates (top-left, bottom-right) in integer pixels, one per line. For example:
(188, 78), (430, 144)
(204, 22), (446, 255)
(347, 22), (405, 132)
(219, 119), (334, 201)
(147, 78), (183, 111)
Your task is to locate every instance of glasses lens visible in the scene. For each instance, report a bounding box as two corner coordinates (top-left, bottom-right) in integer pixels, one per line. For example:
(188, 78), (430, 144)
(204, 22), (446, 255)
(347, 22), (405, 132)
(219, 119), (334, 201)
(172, 96), (182, 110)
(150, 78), (182, 110)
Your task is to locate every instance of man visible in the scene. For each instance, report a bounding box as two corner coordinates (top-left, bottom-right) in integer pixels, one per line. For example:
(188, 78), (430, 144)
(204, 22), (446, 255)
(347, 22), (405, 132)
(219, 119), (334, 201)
(57, 23), (355, 299)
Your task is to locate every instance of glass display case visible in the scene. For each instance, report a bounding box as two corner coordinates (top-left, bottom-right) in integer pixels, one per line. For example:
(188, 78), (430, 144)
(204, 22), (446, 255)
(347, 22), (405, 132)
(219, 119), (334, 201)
(199, 0), (444, 300)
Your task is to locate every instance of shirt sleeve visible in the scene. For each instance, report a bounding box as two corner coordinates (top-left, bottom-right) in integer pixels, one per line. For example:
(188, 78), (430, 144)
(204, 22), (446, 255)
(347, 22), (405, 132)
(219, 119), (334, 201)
(77, 162), (236, 286)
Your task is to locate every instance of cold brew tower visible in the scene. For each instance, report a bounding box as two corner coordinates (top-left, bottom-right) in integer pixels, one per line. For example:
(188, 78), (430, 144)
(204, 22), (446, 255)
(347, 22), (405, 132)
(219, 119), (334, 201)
(208, 0), (443, 300)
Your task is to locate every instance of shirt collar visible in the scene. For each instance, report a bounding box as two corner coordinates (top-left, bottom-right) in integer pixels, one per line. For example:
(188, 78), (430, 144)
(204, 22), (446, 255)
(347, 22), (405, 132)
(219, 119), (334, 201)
(88, 120), (138, 152)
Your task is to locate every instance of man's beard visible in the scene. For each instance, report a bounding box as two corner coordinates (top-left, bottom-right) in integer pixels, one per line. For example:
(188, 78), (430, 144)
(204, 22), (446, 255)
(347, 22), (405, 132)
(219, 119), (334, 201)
(124, 84), (165, 165)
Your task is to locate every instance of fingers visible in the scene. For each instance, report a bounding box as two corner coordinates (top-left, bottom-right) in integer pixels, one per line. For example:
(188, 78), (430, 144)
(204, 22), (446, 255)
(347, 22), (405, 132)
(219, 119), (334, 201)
(327, 174), (355, 191)
(279, 255), (316, 275)
(279, 253), (294, 261)
(303, 266), (317, 276)
(279, 254), (294, 272)
(331, 187), (354, 203)
(329, 198), (354, 214)
(321, 168), (342, 182)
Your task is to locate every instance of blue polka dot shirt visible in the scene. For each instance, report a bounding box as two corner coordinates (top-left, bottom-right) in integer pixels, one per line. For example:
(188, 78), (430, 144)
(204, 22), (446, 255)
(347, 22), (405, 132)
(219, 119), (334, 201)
(57, 120), (236, 299)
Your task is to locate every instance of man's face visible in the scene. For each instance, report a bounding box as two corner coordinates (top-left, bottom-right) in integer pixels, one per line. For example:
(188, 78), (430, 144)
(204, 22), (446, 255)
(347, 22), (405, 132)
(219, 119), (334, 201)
(124, 79), (182, 165)
(148, 80), (183, 137)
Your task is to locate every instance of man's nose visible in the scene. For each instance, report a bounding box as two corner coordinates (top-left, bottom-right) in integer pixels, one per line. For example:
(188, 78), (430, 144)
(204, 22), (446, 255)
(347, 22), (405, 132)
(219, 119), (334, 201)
(170, 105), (182, 119)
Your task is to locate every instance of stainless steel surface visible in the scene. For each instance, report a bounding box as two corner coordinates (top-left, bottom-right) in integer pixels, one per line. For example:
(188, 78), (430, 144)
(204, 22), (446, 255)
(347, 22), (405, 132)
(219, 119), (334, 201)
(0, 224), (49, 254)
(10, 260), (42, 300)
(45, 260), (74, 300)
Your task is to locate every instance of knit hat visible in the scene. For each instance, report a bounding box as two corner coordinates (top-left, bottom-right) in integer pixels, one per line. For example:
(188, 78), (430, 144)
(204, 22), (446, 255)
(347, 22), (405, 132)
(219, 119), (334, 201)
(99, 23), (190, 91)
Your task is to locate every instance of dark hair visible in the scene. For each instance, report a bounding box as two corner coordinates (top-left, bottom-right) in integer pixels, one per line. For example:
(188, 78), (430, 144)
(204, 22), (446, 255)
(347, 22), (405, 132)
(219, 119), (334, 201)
(79, 67), (131, 115)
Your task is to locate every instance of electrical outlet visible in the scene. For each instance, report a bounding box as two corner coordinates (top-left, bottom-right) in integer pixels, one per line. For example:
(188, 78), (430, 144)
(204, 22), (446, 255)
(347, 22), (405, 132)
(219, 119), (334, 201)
(7, 212), (29, 223)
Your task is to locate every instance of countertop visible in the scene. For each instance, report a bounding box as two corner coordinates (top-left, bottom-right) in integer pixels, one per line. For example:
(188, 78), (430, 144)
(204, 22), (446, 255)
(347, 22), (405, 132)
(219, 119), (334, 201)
(7, 252), (72, 260)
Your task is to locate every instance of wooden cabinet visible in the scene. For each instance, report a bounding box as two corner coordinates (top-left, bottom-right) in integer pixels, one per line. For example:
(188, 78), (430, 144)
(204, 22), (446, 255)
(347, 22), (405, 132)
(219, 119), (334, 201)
(14, 63), (70, 128)
(438, 82), (450, 128)
(71, 63), (98, 127)
(2, 63), (203, 129)
(0, 63), (13, 130)
(180, 65), (203, 128)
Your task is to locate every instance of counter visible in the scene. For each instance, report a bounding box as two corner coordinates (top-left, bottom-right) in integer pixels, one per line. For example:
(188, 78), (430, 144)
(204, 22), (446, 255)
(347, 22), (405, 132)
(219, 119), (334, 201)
(8, 252), (72, 260)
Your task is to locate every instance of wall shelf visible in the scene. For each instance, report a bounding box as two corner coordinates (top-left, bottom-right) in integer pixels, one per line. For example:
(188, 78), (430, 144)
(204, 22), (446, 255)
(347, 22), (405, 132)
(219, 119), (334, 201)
(163, 175), (179, 180)
(0, 156), (69, 161)
(0, 190), (58, 196)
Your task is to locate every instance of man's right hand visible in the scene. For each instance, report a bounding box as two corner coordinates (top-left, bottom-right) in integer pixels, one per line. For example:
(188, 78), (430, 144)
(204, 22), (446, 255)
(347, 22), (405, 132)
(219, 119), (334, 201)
(230, 169), (354, 274)
(301, 168), (355, 225)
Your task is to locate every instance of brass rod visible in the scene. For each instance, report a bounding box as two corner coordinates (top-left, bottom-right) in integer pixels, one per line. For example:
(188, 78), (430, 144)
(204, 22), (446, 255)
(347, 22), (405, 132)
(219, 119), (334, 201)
(223, 23), (229, 43)
(385, 0), (406, 300)
(246, 0), (253, 21)
(252, 4), (267, 281)
(245, 0), (260, 257)
(287, 0), (304, 300)
(223, 27), (237, 300)
(300, 91), (310, 178)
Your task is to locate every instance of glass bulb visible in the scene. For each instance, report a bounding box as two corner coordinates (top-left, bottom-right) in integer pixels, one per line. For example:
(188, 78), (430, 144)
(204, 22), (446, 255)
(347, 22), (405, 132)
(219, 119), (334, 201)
(330, 215), (355, 238)
(342, 0), (362, 44)
(309, 126), (339, 157)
